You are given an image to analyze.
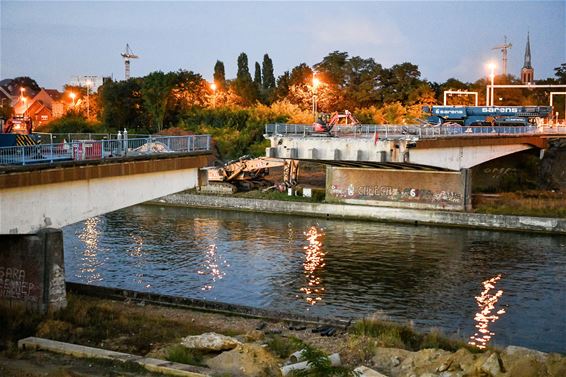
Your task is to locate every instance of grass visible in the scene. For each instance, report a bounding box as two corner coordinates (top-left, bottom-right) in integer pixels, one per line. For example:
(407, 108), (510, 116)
(35, 294), (213, 355)
(289, 344), (356, 377)
(351, 316), (477, 353)
(165, 344), (205, 366)
(0, 305), (44, 352)
(266, 335), (304, 358)
(473, 191), (566, 218)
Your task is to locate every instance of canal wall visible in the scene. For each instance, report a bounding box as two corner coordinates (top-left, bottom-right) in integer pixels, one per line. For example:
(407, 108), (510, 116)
(151, 193), (566, 234)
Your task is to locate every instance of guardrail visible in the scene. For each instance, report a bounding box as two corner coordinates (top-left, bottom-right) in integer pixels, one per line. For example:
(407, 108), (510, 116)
(264, 124), (566, 139)
(0, 135), (211, 166)
(34, 132), (151, 144)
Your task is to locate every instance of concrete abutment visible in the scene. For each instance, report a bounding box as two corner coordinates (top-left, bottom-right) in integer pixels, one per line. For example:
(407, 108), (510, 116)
(0, 228), (66, 313)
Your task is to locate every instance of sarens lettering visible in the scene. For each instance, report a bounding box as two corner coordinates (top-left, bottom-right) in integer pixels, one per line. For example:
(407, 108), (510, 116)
(481, 107), (519, 113)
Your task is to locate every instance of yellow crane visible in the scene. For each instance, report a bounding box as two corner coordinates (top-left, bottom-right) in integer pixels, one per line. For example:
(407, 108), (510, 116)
(121, 44), (139, 80)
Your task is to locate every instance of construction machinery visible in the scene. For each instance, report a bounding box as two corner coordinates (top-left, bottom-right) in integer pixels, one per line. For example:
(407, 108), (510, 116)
(493, 36), (512, 76)
(313, 110), (360, 133)
(204, 156), (299, 192)
(121, 44), (139, 80)
(422, 105), (552, 127)
(0, 116), (39, 147)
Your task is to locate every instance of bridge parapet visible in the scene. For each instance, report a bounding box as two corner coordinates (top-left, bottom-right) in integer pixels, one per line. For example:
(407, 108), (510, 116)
(265, 123), (566, 140)
(0, 134), (211, 166)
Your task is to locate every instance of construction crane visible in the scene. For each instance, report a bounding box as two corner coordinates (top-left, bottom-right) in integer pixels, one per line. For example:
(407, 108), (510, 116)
(492, 36), (512, 76)
(121, 44), (139, 80)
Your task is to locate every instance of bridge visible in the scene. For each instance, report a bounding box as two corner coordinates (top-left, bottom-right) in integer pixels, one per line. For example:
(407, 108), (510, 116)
(0, 134), (213, 313)
(264, 124), (566, 212)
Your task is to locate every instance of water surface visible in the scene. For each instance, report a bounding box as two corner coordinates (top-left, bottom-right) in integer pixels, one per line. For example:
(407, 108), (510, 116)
(63, 205), (566, 352)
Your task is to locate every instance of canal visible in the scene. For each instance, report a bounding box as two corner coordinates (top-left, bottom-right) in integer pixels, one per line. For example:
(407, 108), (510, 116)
(63, 205), (566, 353)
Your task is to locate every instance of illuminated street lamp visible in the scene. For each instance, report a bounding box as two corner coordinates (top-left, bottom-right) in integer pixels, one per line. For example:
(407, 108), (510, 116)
(69, 92), (76, 107)
(312, 74), (320, 121)
(487, 63), (496, 107)
(210, 82), (217, 108)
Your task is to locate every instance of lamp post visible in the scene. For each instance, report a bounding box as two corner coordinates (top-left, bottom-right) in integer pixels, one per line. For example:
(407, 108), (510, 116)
(70, 92), (76, 107)
(85, 79), (92, 120)
(312, 74), (320, 121)
(488, 63), (496, 107)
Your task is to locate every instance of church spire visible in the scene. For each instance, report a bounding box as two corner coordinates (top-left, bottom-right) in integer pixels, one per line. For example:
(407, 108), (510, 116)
(523, 32), (532, 69)
(521, 32), (534, 84)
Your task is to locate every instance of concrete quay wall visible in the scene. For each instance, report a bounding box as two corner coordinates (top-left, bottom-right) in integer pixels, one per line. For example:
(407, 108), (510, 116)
(152, 193), (566, 234)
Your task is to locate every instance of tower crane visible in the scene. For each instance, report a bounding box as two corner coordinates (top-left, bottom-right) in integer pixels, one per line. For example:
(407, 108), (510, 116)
(492, 36), (512, 76)
(121, 44), (139, 80)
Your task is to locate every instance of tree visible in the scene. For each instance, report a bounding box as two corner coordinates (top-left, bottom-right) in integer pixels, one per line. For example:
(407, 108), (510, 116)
(275, 71), (290, 99)
(141, 71), (175, 132)
(166, 70), (207, 125)
(554, 63), (566, 83)
(377, 62), (424, 104)
(234, 52), (257, 104)
(254, 62), (262, 88)
(262, 54), (276, 90)
(99, 78), (147, 131)
(11, 76), (41, 96)
(213, 61), (226, 89)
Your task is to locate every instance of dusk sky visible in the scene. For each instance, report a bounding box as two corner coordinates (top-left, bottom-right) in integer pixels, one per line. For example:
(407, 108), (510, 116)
(1, 1), (564, 90)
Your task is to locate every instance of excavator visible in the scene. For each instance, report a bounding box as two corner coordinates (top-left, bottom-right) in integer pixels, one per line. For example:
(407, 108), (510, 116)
(313, 110), (360, 134)
(204, 155), (299, 192)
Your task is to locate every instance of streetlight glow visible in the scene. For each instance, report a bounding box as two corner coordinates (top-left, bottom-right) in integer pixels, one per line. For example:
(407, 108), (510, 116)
(70, 92), (76, 107)
(486, 63), (496, 106)
(210, 82), (217, 91)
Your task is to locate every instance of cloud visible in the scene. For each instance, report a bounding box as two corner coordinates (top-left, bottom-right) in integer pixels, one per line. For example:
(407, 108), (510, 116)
(310, 17), (407, 48)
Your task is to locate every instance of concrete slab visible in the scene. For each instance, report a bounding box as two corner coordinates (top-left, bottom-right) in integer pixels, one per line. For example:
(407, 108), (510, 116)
(18, 337), (209, 377)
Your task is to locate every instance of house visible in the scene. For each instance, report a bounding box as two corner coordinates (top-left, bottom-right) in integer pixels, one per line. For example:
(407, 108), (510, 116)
(12, 88), (73, 128)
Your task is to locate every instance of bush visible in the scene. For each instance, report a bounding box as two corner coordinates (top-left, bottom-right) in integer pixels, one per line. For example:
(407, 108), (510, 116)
(44, 114), (104, 133)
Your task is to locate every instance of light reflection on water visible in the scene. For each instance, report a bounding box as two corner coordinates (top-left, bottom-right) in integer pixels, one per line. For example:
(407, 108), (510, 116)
(469, 274), (506, 349)
(76, 217), (103, 284)
(63, 205), (566, 353)
(300, 226), (326, 306)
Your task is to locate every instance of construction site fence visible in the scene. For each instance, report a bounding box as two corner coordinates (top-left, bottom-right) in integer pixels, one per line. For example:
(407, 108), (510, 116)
(0, 135), (211, 166)
(264, 124), (566, 138)
(33, 132), (151, 144)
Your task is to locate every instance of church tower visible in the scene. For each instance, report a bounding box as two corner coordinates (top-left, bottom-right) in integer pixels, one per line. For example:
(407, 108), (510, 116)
(521, 32), (534, 84)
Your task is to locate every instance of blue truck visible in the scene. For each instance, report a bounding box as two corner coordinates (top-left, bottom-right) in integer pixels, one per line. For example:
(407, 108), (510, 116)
(422, 106), (552, 127)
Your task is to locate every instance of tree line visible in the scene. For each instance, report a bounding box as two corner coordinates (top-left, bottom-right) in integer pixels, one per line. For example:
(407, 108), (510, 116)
(28, 53), (566, 159)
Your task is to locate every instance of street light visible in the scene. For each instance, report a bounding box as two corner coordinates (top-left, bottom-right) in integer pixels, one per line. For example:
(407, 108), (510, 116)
(210, 82), (217, 108)
(69, 92), (76, 107)
(312, 74), (320, 121)
(85, 79), (92, 120)
(487, 63), (496, 107)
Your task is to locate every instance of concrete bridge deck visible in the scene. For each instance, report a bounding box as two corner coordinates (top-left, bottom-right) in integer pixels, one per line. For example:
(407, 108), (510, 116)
(265, 124), (565, 170)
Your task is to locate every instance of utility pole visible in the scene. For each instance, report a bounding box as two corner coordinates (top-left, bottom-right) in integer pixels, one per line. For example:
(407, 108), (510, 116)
(492, 36), (512, 76)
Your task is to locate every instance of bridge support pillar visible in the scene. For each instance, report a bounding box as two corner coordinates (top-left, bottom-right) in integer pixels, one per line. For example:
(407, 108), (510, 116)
(0, 228), (66, 314)
(327, 167), (472, 211)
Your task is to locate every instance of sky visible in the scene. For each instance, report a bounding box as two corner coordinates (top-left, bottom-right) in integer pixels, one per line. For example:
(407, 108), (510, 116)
(1, 1), (565, 90)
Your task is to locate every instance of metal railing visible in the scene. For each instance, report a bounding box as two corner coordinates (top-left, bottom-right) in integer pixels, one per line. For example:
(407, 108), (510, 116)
(0, 135), (211, 166)
(34, 132), (151, 144)
(264, 123), (566, 139)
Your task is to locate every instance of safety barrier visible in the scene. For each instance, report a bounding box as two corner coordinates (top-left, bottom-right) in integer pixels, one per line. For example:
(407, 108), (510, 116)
(264, 124), (566, 139)
(0, 135), (211, 166)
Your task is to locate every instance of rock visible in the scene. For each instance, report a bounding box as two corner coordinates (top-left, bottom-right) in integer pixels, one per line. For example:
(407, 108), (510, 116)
(354, 366), (389, 377)
(206, 344), (281, 377)
(371, 347), (411, 374)
(480, 352), (502, 376)
(244, 329), (265, 342)
(500, 346), (550, 377)
(449, 348), (477, 373)
(181, 332), (241, 351)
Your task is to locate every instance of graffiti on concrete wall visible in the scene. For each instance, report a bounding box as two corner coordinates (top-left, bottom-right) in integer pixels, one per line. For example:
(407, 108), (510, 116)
(330, 184), (463, 204)
(483, 167), (517, 178)
(0, 266), (40, 302)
